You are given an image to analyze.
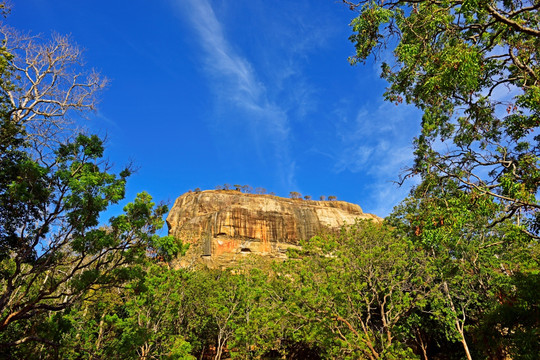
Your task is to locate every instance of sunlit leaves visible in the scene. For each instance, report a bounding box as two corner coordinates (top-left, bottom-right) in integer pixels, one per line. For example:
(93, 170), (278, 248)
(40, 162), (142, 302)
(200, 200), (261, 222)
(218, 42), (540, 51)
(348, 0), (540, 233)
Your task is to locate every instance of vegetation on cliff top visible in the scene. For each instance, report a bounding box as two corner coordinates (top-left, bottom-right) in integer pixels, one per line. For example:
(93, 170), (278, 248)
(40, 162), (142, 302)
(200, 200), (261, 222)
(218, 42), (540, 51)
(209, 184), (338, 202)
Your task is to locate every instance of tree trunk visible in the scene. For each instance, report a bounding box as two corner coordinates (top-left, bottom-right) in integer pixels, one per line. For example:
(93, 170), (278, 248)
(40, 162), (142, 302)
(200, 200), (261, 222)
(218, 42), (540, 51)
(95, 312), (106, 351)
(443, 281), (472, 360)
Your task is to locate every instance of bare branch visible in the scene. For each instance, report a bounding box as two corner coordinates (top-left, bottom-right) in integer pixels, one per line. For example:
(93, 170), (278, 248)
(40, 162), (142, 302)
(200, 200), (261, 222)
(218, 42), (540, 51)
(0, 26), (108, 151)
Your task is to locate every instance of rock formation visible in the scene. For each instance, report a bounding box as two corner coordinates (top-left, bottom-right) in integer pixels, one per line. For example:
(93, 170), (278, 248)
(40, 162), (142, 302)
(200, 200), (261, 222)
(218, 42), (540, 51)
(166, 190), (381, 268)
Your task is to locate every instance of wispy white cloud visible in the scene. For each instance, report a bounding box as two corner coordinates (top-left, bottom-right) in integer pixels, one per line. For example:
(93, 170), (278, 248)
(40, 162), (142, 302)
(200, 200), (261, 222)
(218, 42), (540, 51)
(172, 0), (295, 186)
(335, 101), (420, 175)
(333, 99), (422, 216)
(364, 180), (415, 218)
(187, 2), (262, 106)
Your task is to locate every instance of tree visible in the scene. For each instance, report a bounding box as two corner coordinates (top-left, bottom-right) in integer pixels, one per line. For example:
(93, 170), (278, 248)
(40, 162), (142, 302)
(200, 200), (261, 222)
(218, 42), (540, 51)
(51, 262), (196, 359)
(274, 220), (431, 359)
(255, 187), (267, 195)
(206, 271), (246, 360)
(226, 261), (289, 359)
(0, 26), (107, 153)
(0, 133), (173, 347)
(346, 0), (540, 235)
(0, 13), (179, 354)
(319, 195), (326, 201)
(387, 179), (539, 360)
(327, 195), (337, 201)
(303, 195), (311, 200)
(289, 191), (302, 200)
(110, 265), (195, 360)
(347, 3), (540, 357)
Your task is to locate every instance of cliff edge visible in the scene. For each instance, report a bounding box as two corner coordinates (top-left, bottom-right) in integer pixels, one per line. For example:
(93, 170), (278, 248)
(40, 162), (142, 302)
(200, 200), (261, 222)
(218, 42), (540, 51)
(166, 190), (381, 267)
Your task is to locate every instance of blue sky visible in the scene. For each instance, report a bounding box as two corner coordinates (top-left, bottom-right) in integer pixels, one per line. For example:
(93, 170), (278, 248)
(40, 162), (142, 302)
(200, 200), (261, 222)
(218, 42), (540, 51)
(7, 0), (421, 218)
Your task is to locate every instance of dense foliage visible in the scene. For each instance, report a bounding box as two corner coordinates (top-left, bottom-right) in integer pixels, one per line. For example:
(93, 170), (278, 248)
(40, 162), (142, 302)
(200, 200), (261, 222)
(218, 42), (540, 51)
(0, 5), (183, 357)
(347, 0), (540, 359)
(347, 0), (539, 233)
(3, 218), (534, 359)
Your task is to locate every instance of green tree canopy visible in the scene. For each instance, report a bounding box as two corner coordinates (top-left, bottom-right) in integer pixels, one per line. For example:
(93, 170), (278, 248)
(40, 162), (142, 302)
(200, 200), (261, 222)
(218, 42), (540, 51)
(347, 0), (539, 234)
(347, 1), (540, 359)
(0, 6), (180, 354)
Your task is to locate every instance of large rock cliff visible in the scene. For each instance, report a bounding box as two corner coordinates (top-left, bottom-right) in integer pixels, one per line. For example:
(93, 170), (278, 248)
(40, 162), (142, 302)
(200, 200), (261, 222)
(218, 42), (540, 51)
(166, 190), (380, 267)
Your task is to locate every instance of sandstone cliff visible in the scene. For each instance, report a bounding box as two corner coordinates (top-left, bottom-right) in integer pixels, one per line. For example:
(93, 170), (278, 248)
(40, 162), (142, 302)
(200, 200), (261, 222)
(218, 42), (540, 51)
(166, 190), (380, 267)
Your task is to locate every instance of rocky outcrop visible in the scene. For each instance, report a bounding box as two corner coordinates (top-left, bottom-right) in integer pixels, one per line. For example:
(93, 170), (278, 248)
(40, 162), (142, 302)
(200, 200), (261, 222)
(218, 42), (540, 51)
(166, 190), (381, 268)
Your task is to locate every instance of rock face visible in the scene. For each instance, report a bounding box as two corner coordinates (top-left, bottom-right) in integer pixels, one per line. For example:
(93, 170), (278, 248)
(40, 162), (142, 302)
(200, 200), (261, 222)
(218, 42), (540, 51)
(166, 190), (381, 267)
